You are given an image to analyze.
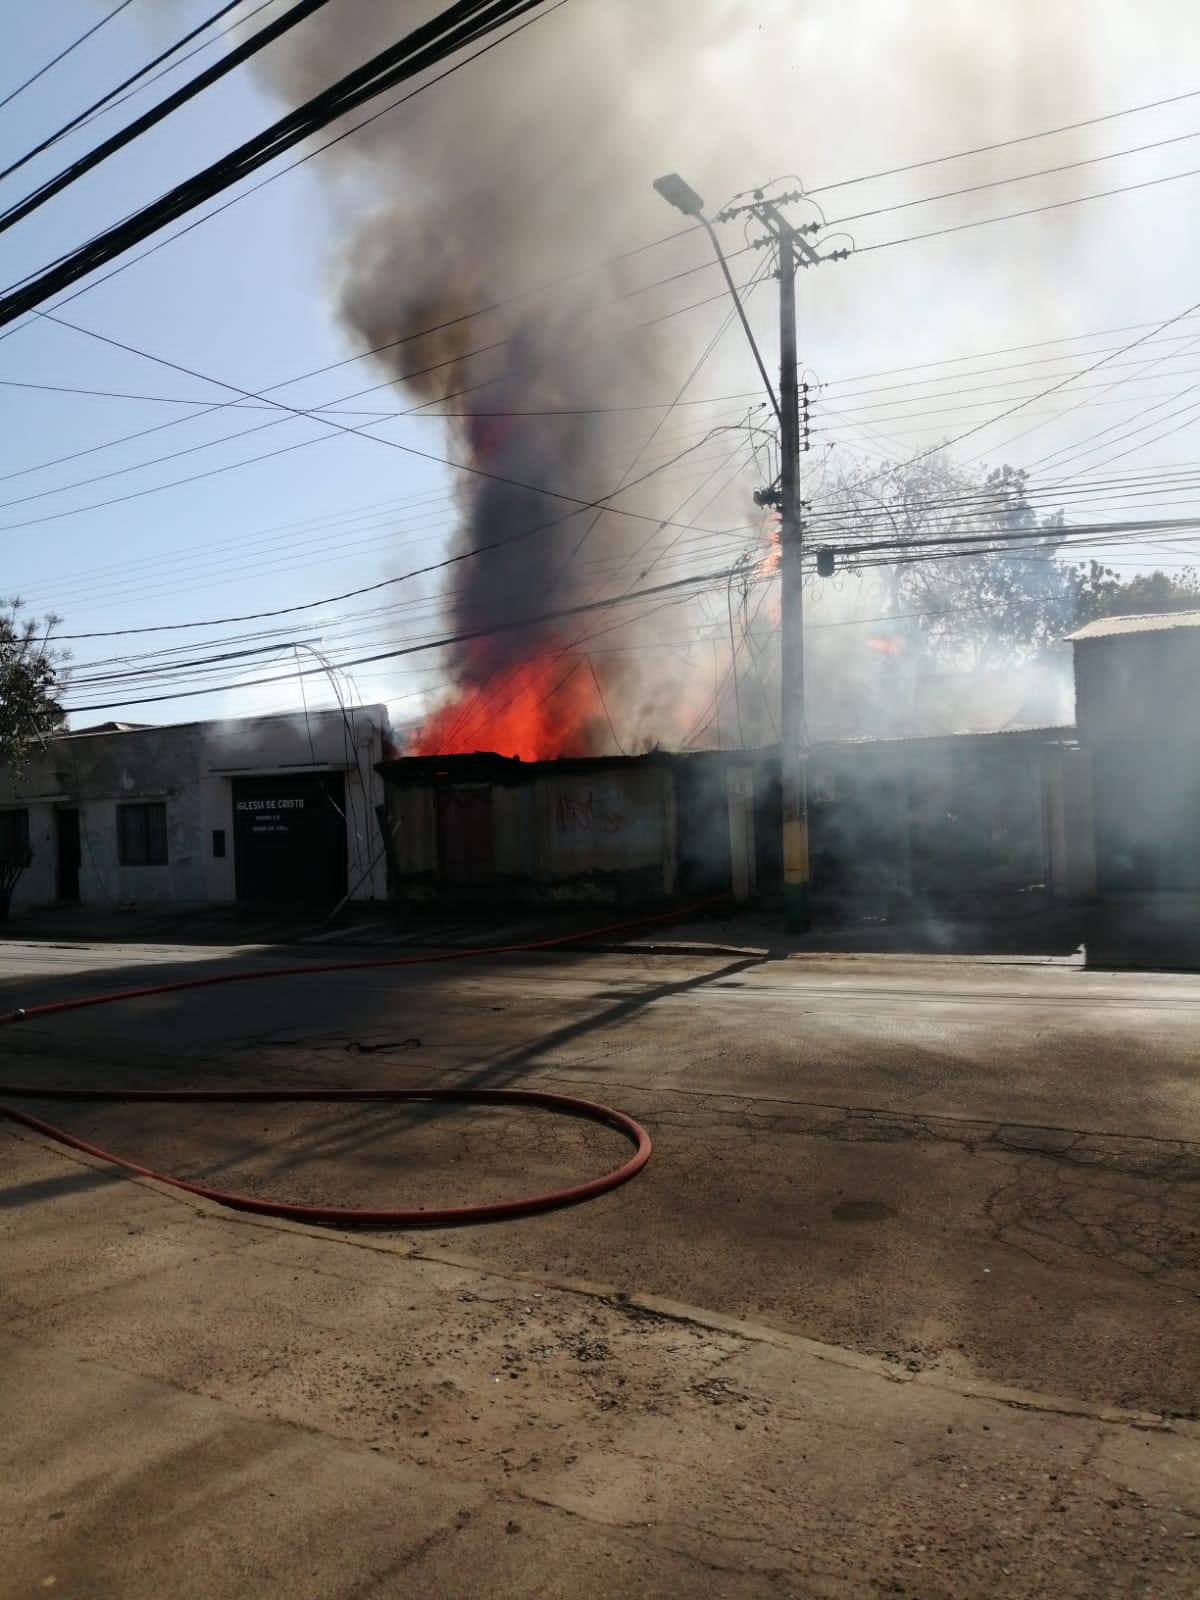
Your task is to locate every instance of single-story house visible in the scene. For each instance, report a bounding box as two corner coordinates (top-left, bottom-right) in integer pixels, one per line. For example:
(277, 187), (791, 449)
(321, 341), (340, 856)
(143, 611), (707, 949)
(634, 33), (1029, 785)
(0, 705), (393, 914)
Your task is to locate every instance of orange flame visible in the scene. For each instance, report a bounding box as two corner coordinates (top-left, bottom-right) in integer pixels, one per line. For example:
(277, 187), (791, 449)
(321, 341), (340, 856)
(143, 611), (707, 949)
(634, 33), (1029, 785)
(410, 651), (603, 760)
(754, 511), (782, 578)
(865, 636), (902, 658)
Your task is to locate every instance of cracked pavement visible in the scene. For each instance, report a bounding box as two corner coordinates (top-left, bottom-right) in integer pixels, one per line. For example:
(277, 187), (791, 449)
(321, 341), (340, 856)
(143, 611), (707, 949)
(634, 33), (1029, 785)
(1, 939), (1198, 1596)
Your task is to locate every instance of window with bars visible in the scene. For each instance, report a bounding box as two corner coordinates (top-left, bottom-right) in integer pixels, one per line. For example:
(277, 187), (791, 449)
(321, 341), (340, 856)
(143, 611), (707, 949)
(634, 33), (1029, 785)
(117, 802), (168, 867)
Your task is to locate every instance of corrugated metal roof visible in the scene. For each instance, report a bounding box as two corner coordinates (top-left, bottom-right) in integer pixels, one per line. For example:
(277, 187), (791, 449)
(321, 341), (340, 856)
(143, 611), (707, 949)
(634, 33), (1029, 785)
(1067, 609), (1200, 641)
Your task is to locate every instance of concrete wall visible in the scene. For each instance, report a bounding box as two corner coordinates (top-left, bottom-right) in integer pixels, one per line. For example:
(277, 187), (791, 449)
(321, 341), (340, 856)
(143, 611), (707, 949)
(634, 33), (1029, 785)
(74, 723), (206, 906)
(384, 785), (438, 887)
(0, 706), (390, 912)
(540, 768), (676, 900)
(382, 763), (681, 904)
(805, 736), (1065, 906)
(1074, 635), (1200, 893)
(1074, 632), (1200, 744)
(202, 707), (388, 904)
(3, 798), (60, 913)
(1047, 746), (1097, 901)
(494, 784), (536, 884)
(1, 724), (205, 912)
(726, 767), (757, 904)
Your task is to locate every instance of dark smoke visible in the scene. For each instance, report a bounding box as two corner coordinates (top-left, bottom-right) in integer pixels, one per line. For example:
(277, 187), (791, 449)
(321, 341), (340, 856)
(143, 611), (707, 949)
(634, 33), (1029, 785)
(250, 0), (1119, 750)
(255, 1), (752, 747)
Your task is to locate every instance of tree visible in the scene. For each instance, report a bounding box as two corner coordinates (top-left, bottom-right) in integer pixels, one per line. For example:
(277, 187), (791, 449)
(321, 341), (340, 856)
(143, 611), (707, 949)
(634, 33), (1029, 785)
(0, 602), (65, 918)
(1070, 561), (1200, 626)
(1, 600), (64, 773)
(822, 456), (1072, 670)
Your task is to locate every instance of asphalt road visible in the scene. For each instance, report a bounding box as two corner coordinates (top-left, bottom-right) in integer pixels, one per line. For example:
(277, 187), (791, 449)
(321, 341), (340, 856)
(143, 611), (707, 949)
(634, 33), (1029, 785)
(1, 935), (1197, 1597)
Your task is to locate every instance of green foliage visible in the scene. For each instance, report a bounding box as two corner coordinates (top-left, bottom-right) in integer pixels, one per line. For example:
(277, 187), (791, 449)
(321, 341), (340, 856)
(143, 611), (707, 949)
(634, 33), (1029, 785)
(0, 600), (65, 777)
(827, 456), (1072, 668)
(1070, 561), (1200, 626)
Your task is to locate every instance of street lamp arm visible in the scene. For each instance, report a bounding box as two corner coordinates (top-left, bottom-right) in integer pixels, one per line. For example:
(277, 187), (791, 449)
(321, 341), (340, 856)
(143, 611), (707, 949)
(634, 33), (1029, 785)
(695, 213), (782, 425)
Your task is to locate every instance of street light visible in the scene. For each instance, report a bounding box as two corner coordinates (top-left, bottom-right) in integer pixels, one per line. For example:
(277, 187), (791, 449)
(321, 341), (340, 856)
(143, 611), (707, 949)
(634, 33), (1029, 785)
(653, 172), (812, 931)
(653, 173), (705, 216)
(652, 172), (780, 422)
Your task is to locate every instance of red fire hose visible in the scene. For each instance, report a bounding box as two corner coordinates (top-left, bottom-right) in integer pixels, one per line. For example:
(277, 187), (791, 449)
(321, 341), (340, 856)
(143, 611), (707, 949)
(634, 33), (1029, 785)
(0, 900), (722, 1226)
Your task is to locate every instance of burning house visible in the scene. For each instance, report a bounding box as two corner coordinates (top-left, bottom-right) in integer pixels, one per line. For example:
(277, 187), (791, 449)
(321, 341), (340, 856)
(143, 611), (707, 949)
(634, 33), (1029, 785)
(377, 748), (759, 907)
(376, 729), (1085, 916)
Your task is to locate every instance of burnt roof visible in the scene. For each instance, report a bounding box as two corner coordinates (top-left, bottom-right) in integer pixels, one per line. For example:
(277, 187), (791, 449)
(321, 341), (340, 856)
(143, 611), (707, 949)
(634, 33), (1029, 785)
(378, 727), (1076, 785)
(376, 747), (776, 785)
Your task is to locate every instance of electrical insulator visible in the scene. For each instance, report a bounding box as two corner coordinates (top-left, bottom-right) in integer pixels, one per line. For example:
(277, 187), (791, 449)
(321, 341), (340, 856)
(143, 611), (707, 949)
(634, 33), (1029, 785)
(817, 547), (835, 578)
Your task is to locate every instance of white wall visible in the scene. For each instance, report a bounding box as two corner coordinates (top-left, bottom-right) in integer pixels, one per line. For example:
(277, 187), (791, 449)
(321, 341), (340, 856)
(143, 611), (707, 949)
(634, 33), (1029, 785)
(201, 706), (388, 904)
(0, 705), (390, 911)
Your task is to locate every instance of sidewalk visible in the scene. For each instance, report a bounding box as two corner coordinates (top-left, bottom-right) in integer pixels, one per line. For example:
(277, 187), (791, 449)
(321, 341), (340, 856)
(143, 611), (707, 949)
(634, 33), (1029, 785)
(4, 1123), (1197, 1599)
(1, 896), (1090, 962)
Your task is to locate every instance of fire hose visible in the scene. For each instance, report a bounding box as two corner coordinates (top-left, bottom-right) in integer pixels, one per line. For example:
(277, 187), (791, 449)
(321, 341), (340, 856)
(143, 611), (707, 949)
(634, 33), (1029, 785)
(0, 900), (723, 1227)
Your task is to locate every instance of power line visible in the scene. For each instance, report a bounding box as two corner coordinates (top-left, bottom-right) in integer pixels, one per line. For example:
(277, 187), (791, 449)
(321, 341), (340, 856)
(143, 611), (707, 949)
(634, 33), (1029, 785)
(0, 1), (625, 339)
(815, 314), (1200, 392)
(839, 293), (1200, 492)
(824, 512), (1200, 562)
(820, 337), (1200, 408)
(55, 504), (1200, 706)
(22, 432), (753, 621)
(0, 363), (745, 538)
(0, 272), (768, 548)
(805, 85), (1200, 195)
(38, 164), (1148, 551)
(0, 0), (335, 240)
(7, 73), (1194, 359)
(827, 126), (1200, 228)
(20, 394), (763, 608)
(855, 163), (1200, 254)
(0, 0), (336, 239)
(61, 562), (737, 712)
(0, 0), (564, 327)
(0, 226), (746, 495)
(49, 459), (744, 641)
(0, 0), (250, 185)
(0, 0), (138, 116)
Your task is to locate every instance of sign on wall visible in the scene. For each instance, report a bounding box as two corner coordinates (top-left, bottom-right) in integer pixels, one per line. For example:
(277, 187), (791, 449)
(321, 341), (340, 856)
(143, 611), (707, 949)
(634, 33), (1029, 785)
(231, 775), (347, 903)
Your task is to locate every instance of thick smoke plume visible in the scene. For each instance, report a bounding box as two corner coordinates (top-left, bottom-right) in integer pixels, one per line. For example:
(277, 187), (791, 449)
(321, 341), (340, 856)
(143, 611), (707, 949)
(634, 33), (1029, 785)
(253, 0), (1131, 756)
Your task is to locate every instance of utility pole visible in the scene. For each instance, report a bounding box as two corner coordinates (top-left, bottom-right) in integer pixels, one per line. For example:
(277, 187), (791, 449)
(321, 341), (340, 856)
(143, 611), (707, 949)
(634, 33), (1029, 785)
(749, 200), (825, 931)
(779, 214), (809, 928)
(652, 175), (847, 933)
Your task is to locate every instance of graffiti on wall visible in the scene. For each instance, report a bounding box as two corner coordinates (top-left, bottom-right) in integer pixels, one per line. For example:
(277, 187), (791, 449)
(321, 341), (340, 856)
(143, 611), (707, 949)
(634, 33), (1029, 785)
(553, 782), (662, 858)
(556, 789), (625, 835)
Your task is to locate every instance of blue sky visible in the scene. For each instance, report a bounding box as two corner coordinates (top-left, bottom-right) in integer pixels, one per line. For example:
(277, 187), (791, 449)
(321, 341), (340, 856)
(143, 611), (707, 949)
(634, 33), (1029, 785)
(3, 0), (1200, 735)
(2, 0), (456, 728)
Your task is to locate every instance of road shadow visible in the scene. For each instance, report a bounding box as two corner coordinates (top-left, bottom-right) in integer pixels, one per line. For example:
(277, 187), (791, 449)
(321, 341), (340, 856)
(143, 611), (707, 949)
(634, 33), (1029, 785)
(0, 1163), (128, 1211)
(125, 951), (764, 1189)
(0, 935), (760, 1202)
(0, 900), (715, 955)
